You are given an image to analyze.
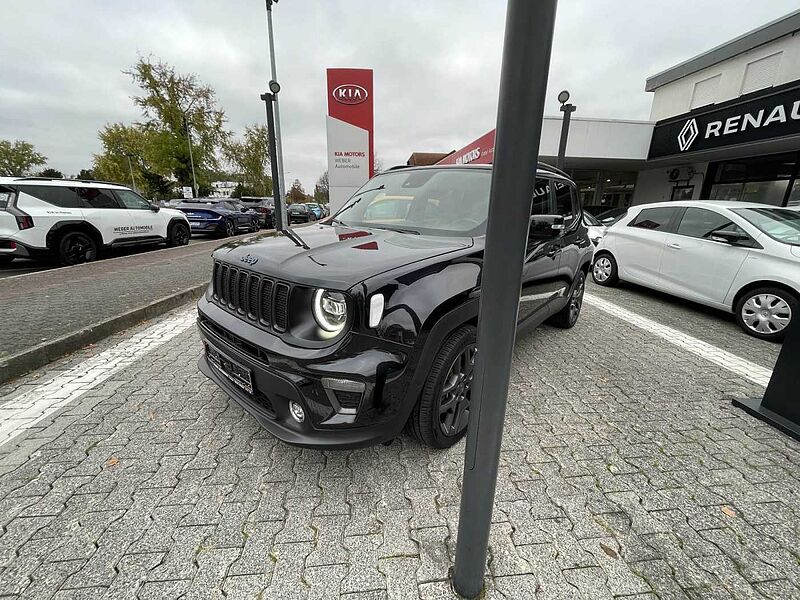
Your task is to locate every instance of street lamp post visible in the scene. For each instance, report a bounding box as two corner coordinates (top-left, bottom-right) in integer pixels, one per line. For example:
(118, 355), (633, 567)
(183, 114), (199, 199)
(125, 153), (137, 192)
(264, 0), (287, 208)
(556, 89), (576, 171)
(452, 1), (558, 597)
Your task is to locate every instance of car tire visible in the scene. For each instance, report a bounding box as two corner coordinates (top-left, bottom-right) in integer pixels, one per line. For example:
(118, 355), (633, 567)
(58, 231), (98, 266)
(548, 270), (586, 329)
(0, 256), (14, 266)
(252, 219), (260, 232)
(223, 219), (235, 238)
(592, 252), (619, 286)
(407, 325), (477, 449)
(735, 287), (798, 342)
(167, 222), (190, 247)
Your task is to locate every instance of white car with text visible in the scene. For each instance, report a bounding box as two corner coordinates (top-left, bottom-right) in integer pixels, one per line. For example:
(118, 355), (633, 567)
(591, 201), (800, 341)
(0, 177), (191, 266)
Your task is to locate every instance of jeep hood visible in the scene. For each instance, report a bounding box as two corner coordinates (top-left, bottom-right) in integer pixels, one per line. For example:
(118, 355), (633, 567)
(214, 224), (474, 289)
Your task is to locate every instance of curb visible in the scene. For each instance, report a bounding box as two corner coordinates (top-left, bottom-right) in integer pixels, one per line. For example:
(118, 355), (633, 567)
(0, 282), (209, 385)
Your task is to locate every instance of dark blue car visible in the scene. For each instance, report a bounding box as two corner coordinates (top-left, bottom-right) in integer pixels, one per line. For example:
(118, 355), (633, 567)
(177, 199), (260, 237)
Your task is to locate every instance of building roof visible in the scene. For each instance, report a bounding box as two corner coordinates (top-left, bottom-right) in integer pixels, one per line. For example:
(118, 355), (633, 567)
(645, 9), (800, 92)
(406, 152), (453, 166)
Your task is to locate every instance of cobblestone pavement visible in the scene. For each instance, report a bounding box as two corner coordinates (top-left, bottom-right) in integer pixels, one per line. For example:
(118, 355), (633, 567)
(0, 233), (261, 362)
(0, 291), (798, 599)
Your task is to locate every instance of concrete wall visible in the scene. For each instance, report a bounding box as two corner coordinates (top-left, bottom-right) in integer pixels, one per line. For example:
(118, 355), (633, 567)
(650, 32), (800, 121)
(632, 161), (709, 205)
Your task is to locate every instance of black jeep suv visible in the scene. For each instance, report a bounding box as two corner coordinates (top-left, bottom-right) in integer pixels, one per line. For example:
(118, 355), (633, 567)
(197, 164), (593, 449)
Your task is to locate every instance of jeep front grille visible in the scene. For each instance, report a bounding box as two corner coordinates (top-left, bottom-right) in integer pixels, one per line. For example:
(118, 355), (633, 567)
(212, 261), (291, 333)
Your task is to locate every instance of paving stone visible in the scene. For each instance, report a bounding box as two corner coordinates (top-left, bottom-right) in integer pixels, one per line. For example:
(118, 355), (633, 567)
(305, 564), (348, 600)
(263, 542), (313, 599)
(222, 573), (272, 600)
(379, 556), (421, 600)
(341, 534), (385, 594)
(411, 527), (451, 584)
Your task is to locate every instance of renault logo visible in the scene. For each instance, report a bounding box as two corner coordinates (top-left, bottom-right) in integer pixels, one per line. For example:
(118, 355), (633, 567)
(678, 118), (699, 151)
(240, 254), (258, 266)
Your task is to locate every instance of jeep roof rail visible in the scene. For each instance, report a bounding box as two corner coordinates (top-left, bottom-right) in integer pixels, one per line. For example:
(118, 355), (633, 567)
(388, 165), (412, 171)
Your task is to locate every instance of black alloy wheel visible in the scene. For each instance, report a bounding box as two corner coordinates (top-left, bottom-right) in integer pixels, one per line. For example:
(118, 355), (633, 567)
(407, 325), (477, 448)
(224, 219), (236, 237)
(548, 270), (586, 328)
(167, 222), (190, 247)
(58, 231), (98, 266)
(251, 219), (261, 232)
(437, 344), (477, 436)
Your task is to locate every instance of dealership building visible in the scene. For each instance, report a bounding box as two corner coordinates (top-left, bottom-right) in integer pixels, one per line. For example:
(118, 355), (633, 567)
(411, 9), (800, 213)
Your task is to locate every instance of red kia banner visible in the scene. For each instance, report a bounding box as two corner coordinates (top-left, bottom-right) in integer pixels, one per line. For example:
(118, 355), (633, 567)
(326, 68), (374, 211)
(436, 129), (496, 165)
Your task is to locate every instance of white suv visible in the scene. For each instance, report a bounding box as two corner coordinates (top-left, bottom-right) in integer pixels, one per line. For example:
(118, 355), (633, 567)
(0, 177), (191, 266)
(592, 201), (800, 341)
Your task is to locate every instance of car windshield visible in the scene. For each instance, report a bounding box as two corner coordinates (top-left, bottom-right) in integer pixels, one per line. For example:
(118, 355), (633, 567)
(332, 168), (491, 236)
(733, 207), (800, 246)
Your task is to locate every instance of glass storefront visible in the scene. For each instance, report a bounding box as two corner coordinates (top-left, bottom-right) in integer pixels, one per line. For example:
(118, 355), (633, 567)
(705, 151), (799, 206)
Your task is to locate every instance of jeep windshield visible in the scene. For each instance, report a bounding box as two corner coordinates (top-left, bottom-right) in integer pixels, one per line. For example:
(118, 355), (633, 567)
(733, 207), (800, 246)
(331, 168), (491, 237)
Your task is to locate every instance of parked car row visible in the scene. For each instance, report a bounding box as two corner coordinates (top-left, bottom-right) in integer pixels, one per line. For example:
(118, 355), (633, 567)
(287, 202), (329, 223)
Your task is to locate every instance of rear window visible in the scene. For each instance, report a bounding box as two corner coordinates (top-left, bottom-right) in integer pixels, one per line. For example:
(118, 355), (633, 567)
(0, 186), (15, 209)
(17, 185), (84, 208)
(629, 207), (679, 231)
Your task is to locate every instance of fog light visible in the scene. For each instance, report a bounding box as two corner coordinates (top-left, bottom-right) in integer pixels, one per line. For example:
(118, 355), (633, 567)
(289, 401), (305, 423)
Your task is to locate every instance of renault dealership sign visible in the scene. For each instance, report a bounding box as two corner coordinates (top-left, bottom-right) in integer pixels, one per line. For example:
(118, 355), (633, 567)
(649, 82), (800, 159)
(326, 68), (374, 211)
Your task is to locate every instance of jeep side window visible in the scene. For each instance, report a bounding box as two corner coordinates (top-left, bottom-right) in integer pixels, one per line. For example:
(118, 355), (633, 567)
(76, 188), (121, 209)
(527, 178), (553, 253)
(16, 185), (83, 209)
(553, 180), (577, 224)
(115, 190), (151, 210)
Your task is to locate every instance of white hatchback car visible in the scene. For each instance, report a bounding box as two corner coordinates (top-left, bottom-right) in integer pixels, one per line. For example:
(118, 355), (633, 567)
(592, 201), (800, 342)
(0, 177), (191, 266)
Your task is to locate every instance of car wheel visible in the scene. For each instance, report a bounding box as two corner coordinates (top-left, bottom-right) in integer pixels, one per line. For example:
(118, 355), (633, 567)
(167, 222), (190, 247)
(58, 231), (98, 266)
(735, 287), (798, 342)
(592, 253), (619, 286)
(407, 325), (477, 449)
(252, 219), (260, 232)
(548, 270), (586, 329)
(223, 219), (235, 237)
(0, 256), (14, 266)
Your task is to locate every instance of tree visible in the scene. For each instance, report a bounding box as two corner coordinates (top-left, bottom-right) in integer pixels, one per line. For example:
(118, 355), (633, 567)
(225, 124), (272, 197)
(314, 170), (329, 204)
(125, 57), (230, 192)
(0, 139), (47, 176)
(76, 168), (95, 180)
(92, 123), (173, 199)
(38, 168), (64, 178)
(287, 179), (306, 204)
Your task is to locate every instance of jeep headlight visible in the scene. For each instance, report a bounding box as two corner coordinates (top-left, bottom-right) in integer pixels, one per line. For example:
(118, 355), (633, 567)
(312, 288), (347, 333)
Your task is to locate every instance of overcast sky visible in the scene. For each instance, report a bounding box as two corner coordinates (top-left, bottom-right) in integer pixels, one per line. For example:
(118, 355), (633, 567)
(1, 1), (797, 192)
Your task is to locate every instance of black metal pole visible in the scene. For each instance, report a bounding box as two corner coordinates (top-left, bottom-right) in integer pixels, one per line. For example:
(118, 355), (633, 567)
(453, 1), (558, 598)
(261, 92), (286, 231)
(557, 102), (575, 171)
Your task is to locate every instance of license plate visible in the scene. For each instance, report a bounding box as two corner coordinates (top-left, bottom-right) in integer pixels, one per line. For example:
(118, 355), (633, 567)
(206, 344), (254, 395)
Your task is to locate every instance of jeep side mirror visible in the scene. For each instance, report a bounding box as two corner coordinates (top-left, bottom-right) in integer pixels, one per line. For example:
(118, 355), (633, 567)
(528, 214), (564, 238)
(710, 229), (748, 244)
(149, 203), (160, 212)
(241, 207), (248, 213)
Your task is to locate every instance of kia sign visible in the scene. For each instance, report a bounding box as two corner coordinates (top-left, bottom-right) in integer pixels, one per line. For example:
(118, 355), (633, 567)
(332, 84), (368, 105)
(326, 69), (374, 212)
(649, 81), (800, 159)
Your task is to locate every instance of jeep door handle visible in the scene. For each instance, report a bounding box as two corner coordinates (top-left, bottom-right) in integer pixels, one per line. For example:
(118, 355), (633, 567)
(546, 246), (560, 258)
(667, 242), (681, 249)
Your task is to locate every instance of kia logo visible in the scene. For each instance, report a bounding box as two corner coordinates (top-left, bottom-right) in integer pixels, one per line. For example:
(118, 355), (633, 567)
(333, 84), (368, 105)
(240, 254), (258, 266)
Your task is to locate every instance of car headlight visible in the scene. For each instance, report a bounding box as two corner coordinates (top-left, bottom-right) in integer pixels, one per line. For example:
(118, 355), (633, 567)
(312, 288), (348, 333)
